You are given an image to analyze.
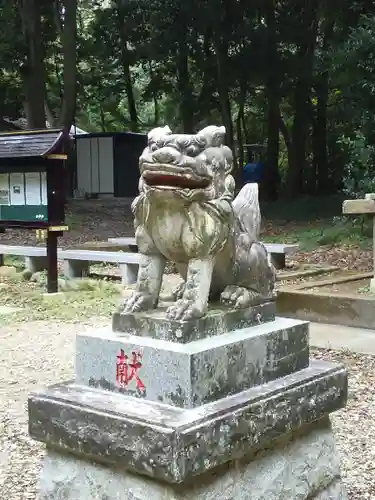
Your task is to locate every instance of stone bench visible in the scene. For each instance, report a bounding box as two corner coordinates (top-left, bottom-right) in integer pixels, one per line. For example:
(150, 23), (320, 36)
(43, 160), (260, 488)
(0, 245), (52, 274)
(263, 243), (299, 269)
(108, 238), (299, 269)
(60, 250), (142, 285)
(107, 237), (138, 252)
(0, 245), (142, 285)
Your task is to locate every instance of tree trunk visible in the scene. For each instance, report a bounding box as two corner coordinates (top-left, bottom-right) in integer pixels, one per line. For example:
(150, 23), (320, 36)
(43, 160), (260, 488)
(214, 36), (235, 161)
(264, 0), (280, 201)
(123, 60), (138, 131)
(115, 4), (138, 132)
(100, 106), (106, 132)
(176, 38), (194, 132)
(236, 79), (247, 186)
(287, 81), (311, 197)
(197, 29), (214, 123)
(286, 0), (319, 198)
(57, 0), (77, 132)
(19, 0), (46, 128)
(313, 73), (329, 194)
(265, 91), (280, 200)
(280, 116), (293, 181)
(148, 62), (159, 126)
(313, 19), (334, 194)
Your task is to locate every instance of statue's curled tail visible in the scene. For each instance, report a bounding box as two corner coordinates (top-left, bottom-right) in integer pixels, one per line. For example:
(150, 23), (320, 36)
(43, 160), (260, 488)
(232, 183), (261, 242)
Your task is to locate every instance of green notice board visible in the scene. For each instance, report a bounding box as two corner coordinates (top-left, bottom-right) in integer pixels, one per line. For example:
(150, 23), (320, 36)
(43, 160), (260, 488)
(0, 171), (48, 222)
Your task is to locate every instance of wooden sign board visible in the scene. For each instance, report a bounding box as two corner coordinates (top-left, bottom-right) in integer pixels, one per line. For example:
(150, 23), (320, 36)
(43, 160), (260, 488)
(342, 199), (375, 215)
(0, 171), (48, 223)
(0, 129), (70, 293)
(0, 129), (68, 230)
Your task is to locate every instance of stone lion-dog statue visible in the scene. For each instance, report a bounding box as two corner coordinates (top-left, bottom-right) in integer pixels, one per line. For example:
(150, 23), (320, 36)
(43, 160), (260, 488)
(123, 125), (275, 321)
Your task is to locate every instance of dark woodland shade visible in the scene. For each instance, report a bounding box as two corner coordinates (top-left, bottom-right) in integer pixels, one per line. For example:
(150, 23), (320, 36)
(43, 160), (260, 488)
(0, 129), (66, 159)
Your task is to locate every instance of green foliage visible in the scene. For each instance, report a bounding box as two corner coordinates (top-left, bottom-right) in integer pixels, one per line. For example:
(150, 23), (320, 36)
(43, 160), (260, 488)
(338, 131), (375, 198)
(0, 0), (375, 197)
(261, 196), (372, 250)
(263, 218), (372, 251)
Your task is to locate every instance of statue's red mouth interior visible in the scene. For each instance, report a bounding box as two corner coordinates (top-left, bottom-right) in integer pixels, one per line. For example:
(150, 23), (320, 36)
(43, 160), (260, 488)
(143, 172), (210, 189)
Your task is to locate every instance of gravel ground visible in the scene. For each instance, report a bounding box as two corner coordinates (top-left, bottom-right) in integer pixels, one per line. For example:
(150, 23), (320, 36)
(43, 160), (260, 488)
(0, 320), (374, 499)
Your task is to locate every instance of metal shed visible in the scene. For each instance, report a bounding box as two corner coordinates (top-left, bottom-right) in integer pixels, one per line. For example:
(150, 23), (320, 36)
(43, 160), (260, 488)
(75, 131), (147, 198)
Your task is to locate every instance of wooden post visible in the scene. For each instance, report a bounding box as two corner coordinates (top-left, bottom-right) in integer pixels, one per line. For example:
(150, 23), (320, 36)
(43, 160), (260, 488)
(0, 227), (4, 265)
(46, 230), (58, 293)
(343, 195), (375, 291)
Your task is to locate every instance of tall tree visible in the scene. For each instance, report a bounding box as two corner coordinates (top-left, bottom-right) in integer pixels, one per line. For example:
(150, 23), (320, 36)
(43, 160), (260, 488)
(57, 0), (78, 130)
(19, 0), (46, 128)
(285, 0), (320, 197)
(113, 0), (139, 131)
(263, 0), (281, 200)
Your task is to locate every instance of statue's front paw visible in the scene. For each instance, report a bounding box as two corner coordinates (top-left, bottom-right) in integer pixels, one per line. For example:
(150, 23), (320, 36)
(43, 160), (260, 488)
(123, 292), (157, 313)
(166, 299), (205, 321)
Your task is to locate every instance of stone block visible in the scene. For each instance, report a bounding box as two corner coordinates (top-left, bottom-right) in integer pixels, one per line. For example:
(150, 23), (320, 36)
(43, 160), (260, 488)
(271, 253), (285, 269)
(25, 255), (47, 273)
(119, 262), (139, 285)
(63, 259), (89, 279)
(37, 419), (348, 499)
(112, 301), (276, 343)
(76, 317), (309, 407)
(28, 359), (347, 485)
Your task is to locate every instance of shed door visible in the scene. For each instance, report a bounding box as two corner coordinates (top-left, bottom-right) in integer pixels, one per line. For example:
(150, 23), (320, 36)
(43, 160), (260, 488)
(76, 138), (91, 193)
(77, 137), (114, 195)
(98, 137), (114, 194)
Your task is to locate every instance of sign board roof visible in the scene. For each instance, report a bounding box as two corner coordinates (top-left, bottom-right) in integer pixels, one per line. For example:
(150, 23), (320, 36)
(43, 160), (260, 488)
(0, 129), (66, 159)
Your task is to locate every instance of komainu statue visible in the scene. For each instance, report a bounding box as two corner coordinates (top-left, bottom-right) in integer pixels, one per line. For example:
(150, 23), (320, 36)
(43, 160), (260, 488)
(124, 125), (276, 321)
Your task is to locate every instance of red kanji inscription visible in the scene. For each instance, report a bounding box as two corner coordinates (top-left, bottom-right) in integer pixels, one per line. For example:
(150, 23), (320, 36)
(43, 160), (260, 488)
(116, 349), (145, 392)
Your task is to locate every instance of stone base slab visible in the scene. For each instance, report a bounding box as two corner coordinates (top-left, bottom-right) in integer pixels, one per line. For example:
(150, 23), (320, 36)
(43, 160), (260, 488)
(76, 317), (309, 408)
(29, 359), (347, 484)
(112, 301), (276, 343)
(277, 287), (375, 330)
(37, 419), (348, 499)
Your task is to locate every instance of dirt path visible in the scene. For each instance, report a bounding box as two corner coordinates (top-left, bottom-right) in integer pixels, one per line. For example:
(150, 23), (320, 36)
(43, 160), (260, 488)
(0, 320), (107, 499)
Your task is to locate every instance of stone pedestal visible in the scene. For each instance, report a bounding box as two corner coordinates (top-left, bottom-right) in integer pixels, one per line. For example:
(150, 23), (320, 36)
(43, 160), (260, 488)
(28, 301), (348, 499)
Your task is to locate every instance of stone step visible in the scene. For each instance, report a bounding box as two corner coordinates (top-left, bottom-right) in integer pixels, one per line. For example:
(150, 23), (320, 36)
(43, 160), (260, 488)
(112, 301), (276, 343)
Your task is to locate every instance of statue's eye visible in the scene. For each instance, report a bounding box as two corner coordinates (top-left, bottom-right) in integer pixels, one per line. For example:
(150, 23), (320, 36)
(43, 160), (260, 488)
(186, 146), (196, 156)
(150, 144), (158, 152)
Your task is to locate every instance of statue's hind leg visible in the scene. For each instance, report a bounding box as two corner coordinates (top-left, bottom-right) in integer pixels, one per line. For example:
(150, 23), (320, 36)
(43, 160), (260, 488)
(221, 239), (276, 309)
(220, 285), (265, 308)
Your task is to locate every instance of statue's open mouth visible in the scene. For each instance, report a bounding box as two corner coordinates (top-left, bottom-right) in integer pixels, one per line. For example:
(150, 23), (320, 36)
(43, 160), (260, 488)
(143, 172), (210, 189)
(141, 164), (211, 190)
